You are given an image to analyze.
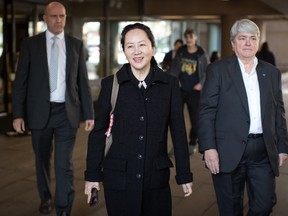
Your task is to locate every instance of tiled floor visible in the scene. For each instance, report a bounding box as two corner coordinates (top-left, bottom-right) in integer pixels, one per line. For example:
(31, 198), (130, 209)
(1, 73), (288, 216)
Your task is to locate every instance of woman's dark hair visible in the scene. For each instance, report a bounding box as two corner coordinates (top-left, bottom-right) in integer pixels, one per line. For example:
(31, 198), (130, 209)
(210, 51), (220, 63)
(120, 22), (157, 66)
(120, 22), (156, 51)
(260, 42), (269, 52)
(174, 39), (184, 46)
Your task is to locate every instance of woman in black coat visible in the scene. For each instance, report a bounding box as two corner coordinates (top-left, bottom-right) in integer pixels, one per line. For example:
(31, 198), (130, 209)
(84, 23), (193, 216)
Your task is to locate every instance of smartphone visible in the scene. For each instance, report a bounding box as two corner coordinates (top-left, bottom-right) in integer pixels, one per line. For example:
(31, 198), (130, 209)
(89, 187), (99, 207)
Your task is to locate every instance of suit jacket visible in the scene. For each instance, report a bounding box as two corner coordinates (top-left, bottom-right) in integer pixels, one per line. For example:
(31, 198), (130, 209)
(12, 31), (94, 129)
(198, 54), (288, 176)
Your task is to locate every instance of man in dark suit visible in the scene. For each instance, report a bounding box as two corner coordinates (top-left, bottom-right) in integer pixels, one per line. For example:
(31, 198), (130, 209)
(12, 1), (94, 215)
(198, 19), (288, 215)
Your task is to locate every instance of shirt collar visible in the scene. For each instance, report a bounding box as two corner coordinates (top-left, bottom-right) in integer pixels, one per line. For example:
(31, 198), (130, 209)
(117, 63), (168, 85)
(46, 30), (65, 41)
(128, 65), (153, 88)
(237, 57), (258, 76)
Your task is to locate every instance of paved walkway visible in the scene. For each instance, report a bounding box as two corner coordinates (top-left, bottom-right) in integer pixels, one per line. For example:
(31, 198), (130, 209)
(1, 73), (288, 216)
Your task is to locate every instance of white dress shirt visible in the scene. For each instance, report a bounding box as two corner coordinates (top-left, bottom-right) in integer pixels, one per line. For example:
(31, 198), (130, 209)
(238, 57), (263, 134)
(46, 30), (66, 102)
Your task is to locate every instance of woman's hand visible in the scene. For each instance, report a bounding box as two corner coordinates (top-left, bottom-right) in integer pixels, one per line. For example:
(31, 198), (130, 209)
(84, 181), (100, 203)
(181, 182), (193, 197)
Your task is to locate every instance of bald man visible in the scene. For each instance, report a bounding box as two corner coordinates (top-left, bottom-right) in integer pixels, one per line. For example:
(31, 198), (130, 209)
(12, 2), (94, 215)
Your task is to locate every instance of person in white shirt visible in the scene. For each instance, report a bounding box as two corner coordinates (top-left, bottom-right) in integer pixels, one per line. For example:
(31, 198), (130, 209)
(198, 18), (288, 215)
(12, 2), (94, 215)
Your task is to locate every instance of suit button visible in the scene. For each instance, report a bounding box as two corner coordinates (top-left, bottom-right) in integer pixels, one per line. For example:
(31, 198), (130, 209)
(140, 116), (144, 121)
(145, 97), (150, 101)
(139, 136), (144, 140)
(137, 154), (143, 159)
(136, 174), (142, 179)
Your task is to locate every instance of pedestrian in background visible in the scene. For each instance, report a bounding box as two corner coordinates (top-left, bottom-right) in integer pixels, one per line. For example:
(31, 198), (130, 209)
(171, 28), (209, 154)
(209, 50), (220, 63)
(161, 38), (183, 73)
(257, 41), (276, 66)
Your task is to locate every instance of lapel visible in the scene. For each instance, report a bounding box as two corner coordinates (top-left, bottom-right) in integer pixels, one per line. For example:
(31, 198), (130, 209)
(39, 32), (50, 81)
(65, 34), (71, 80)
(227, 55), (249, 116)
(256, 62), (268, 121)
(116, 64), (142, 100)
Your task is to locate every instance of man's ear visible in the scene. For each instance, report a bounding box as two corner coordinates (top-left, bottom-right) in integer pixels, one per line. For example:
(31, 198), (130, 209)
(231, 41), (235, 51)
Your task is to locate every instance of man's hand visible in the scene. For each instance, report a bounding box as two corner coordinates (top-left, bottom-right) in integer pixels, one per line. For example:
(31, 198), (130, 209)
(204, 149), (220, 174)
(85, 120), (94, 131)
(193, 83), (202, 91)
(13, 118), (25, 134)
(279, 153), (288, 167)
(84, 181), (100, 204)
(181, 182), (193, 197)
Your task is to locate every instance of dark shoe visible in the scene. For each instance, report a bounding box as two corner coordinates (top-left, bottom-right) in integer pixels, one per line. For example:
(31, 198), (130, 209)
(188, 141), (196, 146)
(168, 148), (174, 156)
(39, 200), (52, 214)
(58, 212), (70, 216)
(188, 144), (199, 155)
(188, 145), (195, 155)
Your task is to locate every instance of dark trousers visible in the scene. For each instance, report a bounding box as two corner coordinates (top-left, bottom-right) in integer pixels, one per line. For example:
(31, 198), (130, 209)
(31, 104), (77, 215)
(212, 137), (276, 216)
(181, 89), (200, 146)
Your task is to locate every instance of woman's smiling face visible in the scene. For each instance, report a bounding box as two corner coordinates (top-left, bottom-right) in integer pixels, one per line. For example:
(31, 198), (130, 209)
(123, 28), (155, 73)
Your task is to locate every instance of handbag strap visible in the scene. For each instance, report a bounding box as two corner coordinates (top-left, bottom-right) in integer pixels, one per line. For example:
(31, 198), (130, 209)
(110, 74), (119, 114)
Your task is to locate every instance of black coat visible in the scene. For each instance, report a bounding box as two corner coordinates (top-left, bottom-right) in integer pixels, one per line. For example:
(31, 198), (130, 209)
(85, 63), (192, 216)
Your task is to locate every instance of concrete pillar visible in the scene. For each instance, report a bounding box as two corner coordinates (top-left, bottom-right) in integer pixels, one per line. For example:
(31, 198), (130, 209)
(68, 17), (84, 39)
(208, 23), (221, 57)
(220, 15), (240, 58)
(253, 19), (266, 49)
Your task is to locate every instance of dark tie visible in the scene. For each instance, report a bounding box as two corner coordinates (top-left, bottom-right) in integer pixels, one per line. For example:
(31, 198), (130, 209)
(49, 36), (59, 92)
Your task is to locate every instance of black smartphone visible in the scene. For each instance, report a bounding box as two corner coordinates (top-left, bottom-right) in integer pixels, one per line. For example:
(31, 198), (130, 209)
(89, 187), (99, 207)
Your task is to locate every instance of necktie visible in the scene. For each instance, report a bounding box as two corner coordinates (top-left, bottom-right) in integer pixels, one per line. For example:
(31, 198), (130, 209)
(49, 36), (59, 92)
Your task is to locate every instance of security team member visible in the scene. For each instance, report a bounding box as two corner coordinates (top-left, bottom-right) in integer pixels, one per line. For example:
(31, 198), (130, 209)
(12, 1), (94, 215)
(198, 19), (288, 215)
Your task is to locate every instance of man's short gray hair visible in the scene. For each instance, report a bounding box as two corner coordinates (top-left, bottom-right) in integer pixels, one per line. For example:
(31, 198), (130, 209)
(230, 19), (260, 42)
